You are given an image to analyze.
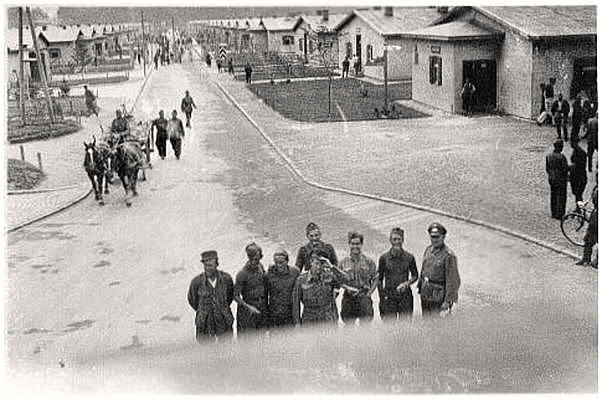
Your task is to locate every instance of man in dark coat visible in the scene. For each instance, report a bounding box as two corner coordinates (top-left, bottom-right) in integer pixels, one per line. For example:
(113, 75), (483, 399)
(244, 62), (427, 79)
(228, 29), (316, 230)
(552, 94), (570, 141)
(418, 223), (461, 317)
(571, 96), (583, 143)
(569, 140), (588, 206)
(234, 243), (268, 333)
(584, 113), (598, 172)
(180, 90), (197, 128)
(266, 249), (300, 328)
(244, 62), (253, 84)
(295, 222), (338, 272)
(151, 110), (168, 160)
(187, 250), (234, 342)
(546, 140), (569, 219)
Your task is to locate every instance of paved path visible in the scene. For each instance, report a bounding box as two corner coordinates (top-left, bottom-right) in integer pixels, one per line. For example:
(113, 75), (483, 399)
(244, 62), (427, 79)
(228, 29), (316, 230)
(5, 53), (597, 395)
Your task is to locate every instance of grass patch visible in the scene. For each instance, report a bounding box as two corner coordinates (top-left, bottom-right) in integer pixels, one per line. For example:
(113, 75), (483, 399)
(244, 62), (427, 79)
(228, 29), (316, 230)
(7, 159), (45, 190)
(248, 78), (427, 122)
(7, 120), (82, 144)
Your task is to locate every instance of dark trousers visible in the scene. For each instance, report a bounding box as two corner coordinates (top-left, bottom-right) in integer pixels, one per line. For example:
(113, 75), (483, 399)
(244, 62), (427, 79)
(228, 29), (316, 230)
(571, 120), (582, 142)
(570, 176), (587, 204)
(155, 135), (167, 158)
(550, 181), (568, 219)
(341, 293), (373, 322)
(245, 73), (251, 84)
(184, 110), (192, 127)
(379, 290), (413, 319)
(555, 115), (568, 140)
(587, 142), (596, 172)
(170, 137), (182, 159)
(421, 299), (449, 315)
(196, 325), (232, 343)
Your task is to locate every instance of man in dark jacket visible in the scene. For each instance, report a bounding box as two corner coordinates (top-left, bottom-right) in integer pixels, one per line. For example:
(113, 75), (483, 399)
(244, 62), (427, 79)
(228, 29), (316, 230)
(187, 250), (234, 342)
(244, 62), (253, 84)
(571, 96), (583, 143)
(569, 139), (588, 206)
(234, 243), (268, 333)
(295, 222), (338, 272)
(546, 140), (569, 219)
(552, 94), (570, 141)
(584, 113), (598, 172)
(266, 249), (300, 328)
(151, 110), (168, 160)
(418, 223), (461, 317)
(180, 90), (197, 128)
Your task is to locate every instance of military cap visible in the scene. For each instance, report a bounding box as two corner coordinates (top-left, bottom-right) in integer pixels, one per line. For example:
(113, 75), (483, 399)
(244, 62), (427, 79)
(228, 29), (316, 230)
(427, 222), (447, 236)
(273, 248), (289, 261)
(245, 242), (263, 258)
(201, 250), (218, 262)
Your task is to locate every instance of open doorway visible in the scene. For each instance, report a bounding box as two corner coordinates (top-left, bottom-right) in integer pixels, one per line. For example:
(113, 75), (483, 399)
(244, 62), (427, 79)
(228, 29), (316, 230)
(462, 59), (496, 112)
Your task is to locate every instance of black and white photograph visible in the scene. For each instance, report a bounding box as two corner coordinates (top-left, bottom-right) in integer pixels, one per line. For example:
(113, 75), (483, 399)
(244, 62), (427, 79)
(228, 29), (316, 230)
(2, 2), (598, 396)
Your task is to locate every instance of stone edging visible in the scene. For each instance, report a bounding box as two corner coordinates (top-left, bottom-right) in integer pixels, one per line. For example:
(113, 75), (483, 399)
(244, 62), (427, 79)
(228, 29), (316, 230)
(213, 79), (580, 261)
(7, 67), (156, 234)
(8, 184), (81, 196)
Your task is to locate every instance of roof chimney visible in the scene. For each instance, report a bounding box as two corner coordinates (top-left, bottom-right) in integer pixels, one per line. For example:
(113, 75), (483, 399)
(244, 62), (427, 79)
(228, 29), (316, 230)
(384, 7), (393, 17)
(322, 10), (329, 21)
(42, 25), (47, 31)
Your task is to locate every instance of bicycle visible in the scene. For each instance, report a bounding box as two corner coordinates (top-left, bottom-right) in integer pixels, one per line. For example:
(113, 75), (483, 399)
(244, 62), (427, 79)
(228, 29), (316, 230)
(561, 200), (594, 247)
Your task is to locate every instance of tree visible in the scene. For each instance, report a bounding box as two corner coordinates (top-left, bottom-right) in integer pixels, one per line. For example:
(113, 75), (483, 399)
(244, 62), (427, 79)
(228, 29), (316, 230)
(70, 39), (94, 78)
(308, 30), (337, 116)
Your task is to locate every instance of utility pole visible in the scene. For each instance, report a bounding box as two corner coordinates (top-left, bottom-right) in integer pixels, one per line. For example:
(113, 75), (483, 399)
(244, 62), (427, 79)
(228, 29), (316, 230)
(18, 7), (25, 125)
(26, 7), (54, 124)
(171, 16), (175, 47)
(141, 10), (146, 76)
(384, 44), (389, 112)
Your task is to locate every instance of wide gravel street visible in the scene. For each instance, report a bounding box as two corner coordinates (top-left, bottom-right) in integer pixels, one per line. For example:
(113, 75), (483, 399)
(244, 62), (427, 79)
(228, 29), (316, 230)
(5, 54), (597, 395)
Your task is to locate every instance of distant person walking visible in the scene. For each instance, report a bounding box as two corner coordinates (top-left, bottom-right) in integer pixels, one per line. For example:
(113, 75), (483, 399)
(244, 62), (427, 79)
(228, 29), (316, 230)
(167, 110), (185, 160)
(571, 96), (583, 143)
(537, 77), (556, 126)
(154, 50), (159, 69)
(545, 140), (569, 219)
(217, 59), (222, 73)
(151, 110), (168, 160)
(180, 90), (197, 128)
(83, 85), (98, 117)
(552, 94), (570, 141)
(461, 78), (476, 116)
(568, 139), (588, 206)
(244, 62), (253, 84)
(352, 54), (360, 76)
(341, 56), (350, 78)
(227, 58), (234, 75)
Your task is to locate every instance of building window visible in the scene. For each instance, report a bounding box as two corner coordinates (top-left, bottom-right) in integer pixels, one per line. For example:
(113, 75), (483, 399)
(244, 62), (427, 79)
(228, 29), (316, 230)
(429, 56), (442, 85)
(299, 38), (303, 52)
(49, 49), (61, 59)
(414, 45), (418, 65)
(366, 45), (374, 62)
(28, 51), (36, 59)
(282, 36), (294, 45)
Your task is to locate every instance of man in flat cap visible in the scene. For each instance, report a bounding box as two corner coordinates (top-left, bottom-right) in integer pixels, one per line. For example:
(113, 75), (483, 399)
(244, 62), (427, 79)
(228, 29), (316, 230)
(295, 222), (338, 272)
(418, 223), (461, 317)
(266, 249), (300, 328)
(187, 250), (235, 342)
(339, 231), (378, 324)
(234, 242), (269, 333)
(377, 227), (419, 320)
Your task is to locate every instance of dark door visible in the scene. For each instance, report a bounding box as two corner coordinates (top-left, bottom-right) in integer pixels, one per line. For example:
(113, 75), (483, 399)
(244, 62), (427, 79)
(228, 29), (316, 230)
(462, 59), (496, 112)
(303, 32), (308, 61)
(355, 35), (362, 65)
(572, 57), (597, 102)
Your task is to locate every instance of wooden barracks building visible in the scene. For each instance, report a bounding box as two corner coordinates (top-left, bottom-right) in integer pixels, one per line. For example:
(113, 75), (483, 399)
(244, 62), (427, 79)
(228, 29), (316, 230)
(402, 6), (597, 119)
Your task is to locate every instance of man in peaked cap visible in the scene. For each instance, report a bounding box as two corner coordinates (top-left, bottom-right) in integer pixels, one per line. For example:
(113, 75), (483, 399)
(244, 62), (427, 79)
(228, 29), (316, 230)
(266, 248), (300, 328)
(418, 223), (461, 317)
(295, 222), (338, 272)
(234, 242), (269, 333)
(187, 250), (234, 342)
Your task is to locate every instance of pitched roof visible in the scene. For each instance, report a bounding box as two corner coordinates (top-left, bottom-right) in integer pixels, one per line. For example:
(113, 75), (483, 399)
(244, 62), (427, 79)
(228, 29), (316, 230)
(335, 7), (443, 36)
(257, 16), (302, 31)
(403, 20), (504, 41)
(38, 25), (80, 43)
(301, 14), (348, 33)
(475, 6), (596, 39)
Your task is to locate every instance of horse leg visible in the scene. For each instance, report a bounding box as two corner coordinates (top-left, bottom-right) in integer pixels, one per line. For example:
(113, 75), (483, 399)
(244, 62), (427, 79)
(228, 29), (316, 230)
(132, 169), (139, 196)
(88, 172), (99, 201)
(97, 173), (105, 205)
(120, 173), (131, 207)
(104, 171), (110, 194)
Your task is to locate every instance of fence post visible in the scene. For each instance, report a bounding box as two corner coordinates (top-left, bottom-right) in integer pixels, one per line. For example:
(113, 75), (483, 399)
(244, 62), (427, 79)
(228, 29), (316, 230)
(20, 145), (25, 161)
(37, 152), (43, 171)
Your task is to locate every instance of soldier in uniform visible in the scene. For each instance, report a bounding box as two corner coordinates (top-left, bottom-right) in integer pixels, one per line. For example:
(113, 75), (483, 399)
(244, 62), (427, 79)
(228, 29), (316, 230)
(418, 223), (461, 317)
(339, 231), (378, 324)
(265, 249), (300, 328)
(180, 90), (197, 128)
(234, 243), (268, 333)
(187, 250), (235, 342)
(292, 250), (349, 326)
(110, 109), (129, 138)
(377, 227), (419, 320)
(546, 140), (569, 219)
(295, 222), (338, 272)
(151, 110), (168, 160)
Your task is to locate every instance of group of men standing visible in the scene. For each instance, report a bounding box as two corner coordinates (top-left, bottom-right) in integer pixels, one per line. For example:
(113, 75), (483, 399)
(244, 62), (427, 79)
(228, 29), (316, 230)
(187, 222), (461, 342)
(149, 90), (196, 160)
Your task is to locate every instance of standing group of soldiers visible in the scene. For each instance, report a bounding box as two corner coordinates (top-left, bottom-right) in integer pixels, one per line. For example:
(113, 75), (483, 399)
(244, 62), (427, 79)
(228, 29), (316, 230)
(187, 222), (461, 342)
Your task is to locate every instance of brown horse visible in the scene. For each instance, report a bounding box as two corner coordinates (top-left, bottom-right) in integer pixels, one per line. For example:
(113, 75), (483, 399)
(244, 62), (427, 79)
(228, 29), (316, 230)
(83, 137), (111, 205)
(113, 141), (145, 207)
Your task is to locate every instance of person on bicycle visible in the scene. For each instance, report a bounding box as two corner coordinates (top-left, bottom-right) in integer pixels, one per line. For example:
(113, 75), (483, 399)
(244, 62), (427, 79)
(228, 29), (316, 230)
(577, 185), (598, 267)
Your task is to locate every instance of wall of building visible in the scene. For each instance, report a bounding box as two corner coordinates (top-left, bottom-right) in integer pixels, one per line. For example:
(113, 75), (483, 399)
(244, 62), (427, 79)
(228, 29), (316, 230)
(386, 38), (412, 80)
(251, 31), (268, 55)
(412, 39), (456, 112)
(531, 37), (597, 118)
(267, 30), (303, 55)
(337, 15), (385, 79)
(451, 39), (498, 113)
(47, 41), (76, 68)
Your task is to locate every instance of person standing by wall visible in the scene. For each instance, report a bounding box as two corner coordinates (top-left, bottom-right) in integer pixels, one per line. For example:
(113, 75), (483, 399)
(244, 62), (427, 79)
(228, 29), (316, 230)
(545, 140), (569, 219)
(552, 94), (570, 141)
(538, 77), (556, 125)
